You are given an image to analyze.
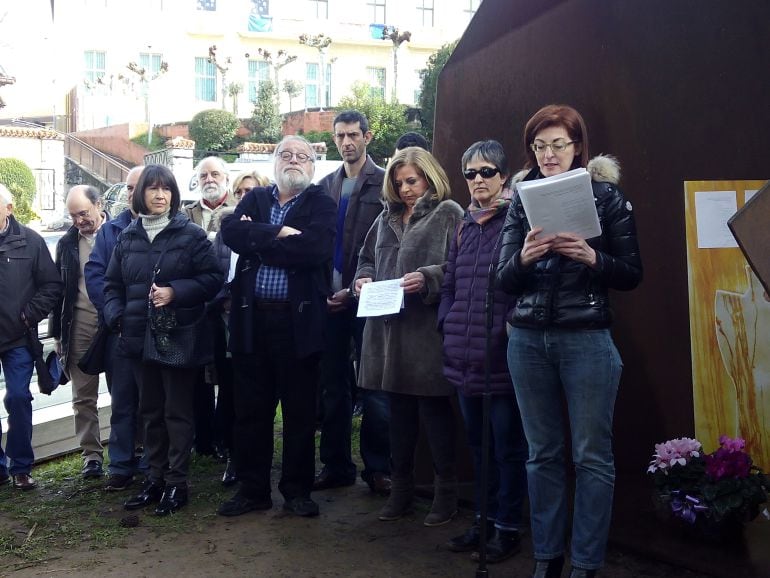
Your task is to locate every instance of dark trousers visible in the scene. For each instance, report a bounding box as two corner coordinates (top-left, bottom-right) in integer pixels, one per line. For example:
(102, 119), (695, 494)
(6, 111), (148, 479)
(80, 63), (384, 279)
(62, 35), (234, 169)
(134, 362), (197, 486)
(388, 392), (455, 479)
(192, 369), (216, 453)
(232, 307), (320, 502)
(317, 308), (358, 479)
(213, 316), (235, 453)
(318, 307), (391, 481)
(457, 393), (528, 529)
(105, 334), (146, 477)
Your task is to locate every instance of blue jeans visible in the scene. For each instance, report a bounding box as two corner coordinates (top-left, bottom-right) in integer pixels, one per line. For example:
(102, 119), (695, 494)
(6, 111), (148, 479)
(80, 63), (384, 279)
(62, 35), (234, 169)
(457, 392), (528, 530)
(507, 327), (622, 570)
(105, 334), (147, 477)
(0, 346), (35, 475)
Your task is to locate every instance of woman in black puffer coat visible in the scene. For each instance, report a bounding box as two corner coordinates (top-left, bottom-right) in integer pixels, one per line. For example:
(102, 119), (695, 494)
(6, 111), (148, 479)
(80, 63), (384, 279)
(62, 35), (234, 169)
(104, 164), (222, 516)
(496, 105), (642, 578)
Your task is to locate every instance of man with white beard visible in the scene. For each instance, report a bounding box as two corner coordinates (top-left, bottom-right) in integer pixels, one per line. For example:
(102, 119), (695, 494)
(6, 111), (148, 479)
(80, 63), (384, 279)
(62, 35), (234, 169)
(185, 156), (236, 237)
(184, 156), (237, 460)
(217, 136), (336, 518)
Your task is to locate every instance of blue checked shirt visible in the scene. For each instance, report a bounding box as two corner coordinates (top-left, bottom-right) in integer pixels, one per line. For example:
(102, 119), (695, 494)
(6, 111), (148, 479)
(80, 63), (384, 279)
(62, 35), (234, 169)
(255, 187), (303, 300)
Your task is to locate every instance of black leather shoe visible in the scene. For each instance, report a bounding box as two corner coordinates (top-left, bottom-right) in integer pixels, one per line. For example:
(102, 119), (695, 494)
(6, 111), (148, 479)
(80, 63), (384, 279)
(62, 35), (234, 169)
(218, 493), (273, 517)
(124, 480), (165, 510)
(446, 521), (494, 552)
(12, 473), (37, 491)
(533, 555), (565, 578)
(82, 460), (104, 479)
(221, 459), (237, 486)
(471, 528), (521, 563)
(283, 496), (319, 517)
(154, 484), (188, 516)
(312, 469), (355, 491)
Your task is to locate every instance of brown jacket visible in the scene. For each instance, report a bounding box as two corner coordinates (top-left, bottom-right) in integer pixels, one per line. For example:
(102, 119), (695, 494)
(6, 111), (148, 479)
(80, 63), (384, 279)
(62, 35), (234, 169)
(355, 192), (463, 396)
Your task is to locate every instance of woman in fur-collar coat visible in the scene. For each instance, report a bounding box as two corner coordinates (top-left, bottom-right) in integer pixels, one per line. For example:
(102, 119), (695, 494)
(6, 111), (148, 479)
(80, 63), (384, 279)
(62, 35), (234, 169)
(354, 147), (463, 528)
(496, 105), (642, 578)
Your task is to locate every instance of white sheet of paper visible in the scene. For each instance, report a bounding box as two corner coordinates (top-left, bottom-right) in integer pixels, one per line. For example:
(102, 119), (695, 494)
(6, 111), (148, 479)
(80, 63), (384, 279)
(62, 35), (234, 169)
(227, 251), (239, 283)
(356, 278), (404, 317)
(694, 190), (739, 248)
(745, 189), (758, 203)
(515, 168), (601, 239)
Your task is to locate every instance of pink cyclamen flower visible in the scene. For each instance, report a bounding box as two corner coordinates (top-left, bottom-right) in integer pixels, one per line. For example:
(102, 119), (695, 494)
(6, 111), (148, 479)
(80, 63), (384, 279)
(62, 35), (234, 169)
(718, 435), (746, 453)
(648, 437), (702, 473)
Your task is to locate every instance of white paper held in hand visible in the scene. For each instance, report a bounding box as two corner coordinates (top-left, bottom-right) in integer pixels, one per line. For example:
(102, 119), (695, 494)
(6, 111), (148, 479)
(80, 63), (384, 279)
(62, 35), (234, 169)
(515, 168), (601, 239)
(356, 278), (405, 317)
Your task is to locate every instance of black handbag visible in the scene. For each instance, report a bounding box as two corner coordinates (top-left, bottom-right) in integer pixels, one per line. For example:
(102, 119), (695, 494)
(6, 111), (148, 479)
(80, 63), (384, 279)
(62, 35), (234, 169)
(77, 323), (110, 375)
(141, 240), (212, 369)
(143, 304), (212, 369)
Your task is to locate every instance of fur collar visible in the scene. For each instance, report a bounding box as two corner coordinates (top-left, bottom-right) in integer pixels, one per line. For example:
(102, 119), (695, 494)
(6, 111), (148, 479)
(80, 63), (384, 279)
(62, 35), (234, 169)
(511, 154), (620, 185)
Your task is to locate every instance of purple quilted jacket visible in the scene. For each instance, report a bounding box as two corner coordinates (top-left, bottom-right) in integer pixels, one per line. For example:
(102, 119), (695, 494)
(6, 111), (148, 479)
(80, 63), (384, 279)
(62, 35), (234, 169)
(438, 209), (516, 397)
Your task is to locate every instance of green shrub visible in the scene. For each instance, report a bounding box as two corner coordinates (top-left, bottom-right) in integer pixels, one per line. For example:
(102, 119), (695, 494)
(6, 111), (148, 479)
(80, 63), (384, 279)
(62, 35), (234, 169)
(0, 157), (37, 224)
(189, 109), (240, 153)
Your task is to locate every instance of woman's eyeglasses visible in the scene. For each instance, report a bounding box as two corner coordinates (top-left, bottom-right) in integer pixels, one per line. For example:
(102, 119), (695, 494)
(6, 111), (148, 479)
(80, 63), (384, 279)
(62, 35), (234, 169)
(530, 140), (578, 154)
(463, 167), (500, 180)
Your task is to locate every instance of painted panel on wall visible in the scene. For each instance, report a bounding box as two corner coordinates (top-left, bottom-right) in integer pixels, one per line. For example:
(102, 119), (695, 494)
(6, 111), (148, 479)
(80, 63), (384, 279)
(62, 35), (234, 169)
(685, 179), (769, 469)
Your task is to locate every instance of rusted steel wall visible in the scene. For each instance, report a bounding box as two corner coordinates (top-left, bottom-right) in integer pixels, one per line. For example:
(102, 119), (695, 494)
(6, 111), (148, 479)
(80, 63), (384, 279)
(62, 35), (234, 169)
(433, 0), (770, 474)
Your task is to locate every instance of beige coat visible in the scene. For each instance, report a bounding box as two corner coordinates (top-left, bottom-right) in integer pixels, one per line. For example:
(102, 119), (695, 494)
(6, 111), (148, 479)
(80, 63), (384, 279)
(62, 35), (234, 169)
(355, 192), (463, 396)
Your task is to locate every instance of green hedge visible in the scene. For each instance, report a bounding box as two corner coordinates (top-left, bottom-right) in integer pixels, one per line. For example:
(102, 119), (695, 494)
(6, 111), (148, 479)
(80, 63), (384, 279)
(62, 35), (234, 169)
(0, 157), (37, 224)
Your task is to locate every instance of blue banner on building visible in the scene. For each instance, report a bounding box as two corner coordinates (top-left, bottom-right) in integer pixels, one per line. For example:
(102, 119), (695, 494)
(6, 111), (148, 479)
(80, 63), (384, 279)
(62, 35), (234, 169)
(249, 0), (272, 32)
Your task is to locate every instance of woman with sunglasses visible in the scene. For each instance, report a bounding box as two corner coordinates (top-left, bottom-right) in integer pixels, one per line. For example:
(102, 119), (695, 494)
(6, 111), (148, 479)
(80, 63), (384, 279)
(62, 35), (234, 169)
(439, 140), (528, 563)
(354, 147), (463, 527)
(497, 105), (642, 578)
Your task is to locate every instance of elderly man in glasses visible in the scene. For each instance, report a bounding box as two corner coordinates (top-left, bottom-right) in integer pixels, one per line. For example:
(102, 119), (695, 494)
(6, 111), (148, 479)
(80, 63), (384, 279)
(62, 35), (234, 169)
(217, 135), (336, 519)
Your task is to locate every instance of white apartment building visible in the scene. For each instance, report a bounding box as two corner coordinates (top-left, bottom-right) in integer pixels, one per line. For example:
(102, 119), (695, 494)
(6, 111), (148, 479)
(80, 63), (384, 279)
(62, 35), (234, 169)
(0, 0), (481, 130)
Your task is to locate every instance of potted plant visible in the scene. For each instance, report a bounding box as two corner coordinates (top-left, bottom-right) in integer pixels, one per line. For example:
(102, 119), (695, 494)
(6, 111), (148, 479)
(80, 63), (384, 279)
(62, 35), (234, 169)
(647, 435), (769, 540)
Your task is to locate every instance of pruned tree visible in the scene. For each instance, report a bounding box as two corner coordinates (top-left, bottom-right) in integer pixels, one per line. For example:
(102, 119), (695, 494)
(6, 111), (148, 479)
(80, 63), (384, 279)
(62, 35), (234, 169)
(282, 79), (303, 112)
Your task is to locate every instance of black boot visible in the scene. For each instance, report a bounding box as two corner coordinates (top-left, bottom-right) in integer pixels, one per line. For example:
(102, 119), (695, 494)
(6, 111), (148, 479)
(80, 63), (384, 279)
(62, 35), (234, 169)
(446, 520), (495, 552)
(155, 484), (189, 516)
(124, 479), (165, 510)
(533, 555), (565, 578)
(471, 527), (522, 563)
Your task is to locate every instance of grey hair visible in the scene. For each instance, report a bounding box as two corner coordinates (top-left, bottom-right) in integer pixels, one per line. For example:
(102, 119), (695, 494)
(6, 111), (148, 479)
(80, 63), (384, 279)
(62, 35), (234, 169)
(0, 183), (13, 205)
(195, 155), (229, 176)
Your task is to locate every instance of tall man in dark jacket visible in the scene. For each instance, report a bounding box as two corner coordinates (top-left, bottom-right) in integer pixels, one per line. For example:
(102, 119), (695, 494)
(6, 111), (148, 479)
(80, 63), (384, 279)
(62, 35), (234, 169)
(315, 111), (391, 494)
(217, 135), (336, 518)
(51, 185), (108, 478)
(0, 183), (63, 490)
(85, 165), (145, 491)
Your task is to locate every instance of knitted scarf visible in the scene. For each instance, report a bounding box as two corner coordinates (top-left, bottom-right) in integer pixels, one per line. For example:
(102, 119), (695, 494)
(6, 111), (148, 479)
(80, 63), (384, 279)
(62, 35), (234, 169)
(467, 188), (513, 226)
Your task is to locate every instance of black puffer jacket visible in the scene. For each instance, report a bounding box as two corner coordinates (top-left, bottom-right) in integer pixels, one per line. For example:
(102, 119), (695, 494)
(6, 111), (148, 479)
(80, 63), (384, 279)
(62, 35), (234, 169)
(496, 155), (642, 329)
(103, 212), (223, 359)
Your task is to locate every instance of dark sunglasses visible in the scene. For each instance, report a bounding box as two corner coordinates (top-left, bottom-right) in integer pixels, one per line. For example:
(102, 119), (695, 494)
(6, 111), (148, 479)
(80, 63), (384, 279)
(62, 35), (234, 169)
(463, 167), (500, 180)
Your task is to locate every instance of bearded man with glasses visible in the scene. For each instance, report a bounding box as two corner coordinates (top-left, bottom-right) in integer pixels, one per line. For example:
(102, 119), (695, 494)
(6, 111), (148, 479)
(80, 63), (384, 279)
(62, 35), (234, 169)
(217, 135), (337, 518)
